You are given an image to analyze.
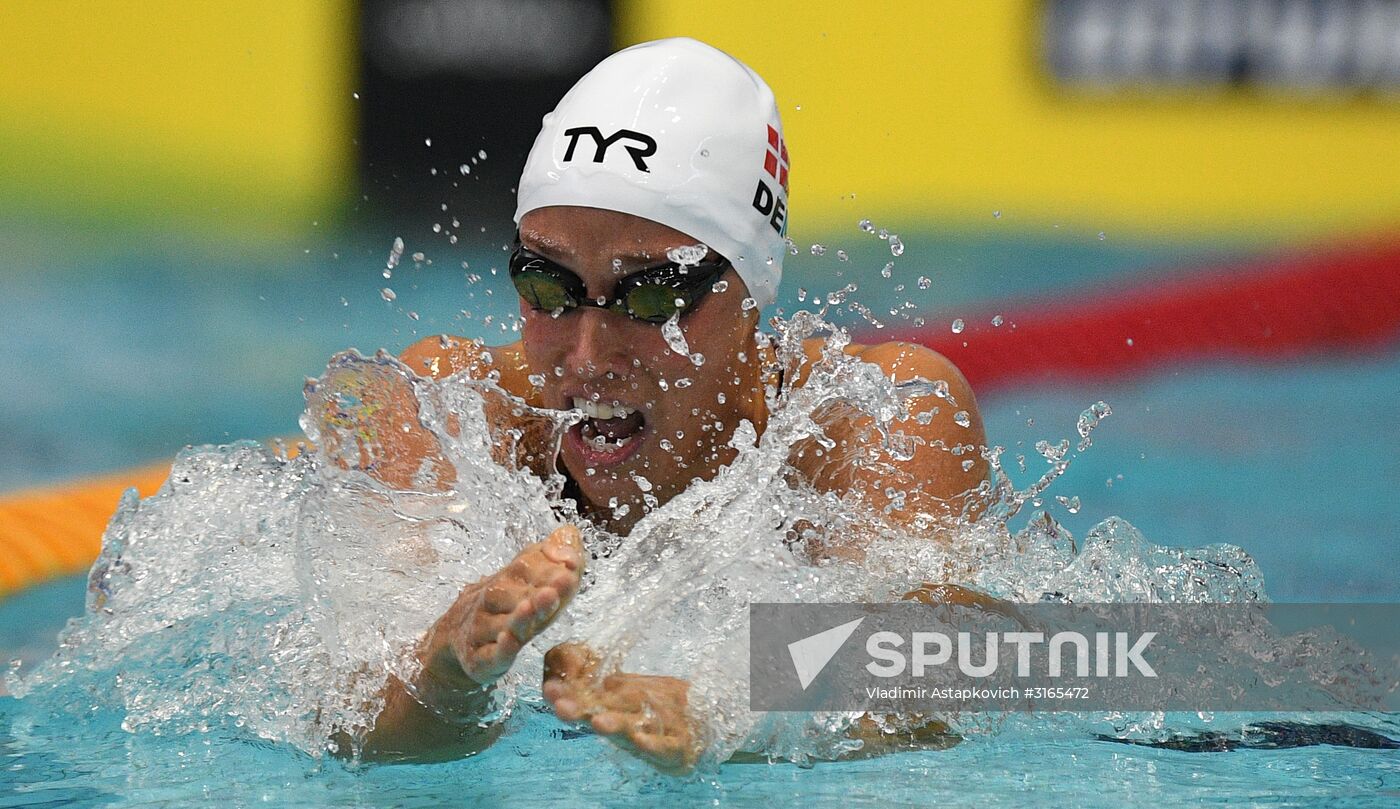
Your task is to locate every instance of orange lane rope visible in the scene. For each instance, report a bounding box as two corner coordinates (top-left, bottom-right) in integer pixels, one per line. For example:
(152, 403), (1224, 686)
(0, 464), (170, 600)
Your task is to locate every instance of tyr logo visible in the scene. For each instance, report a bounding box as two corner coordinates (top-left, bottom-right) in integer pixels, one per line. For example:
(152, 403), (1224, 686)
(562, 127), (657, 172)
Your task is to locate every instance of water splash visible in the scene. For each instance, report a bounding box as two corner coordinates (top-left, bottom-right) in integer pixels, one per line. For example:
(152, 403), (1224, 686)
(665, 243), (710, 268)
(660, 312), (705, 367)
(8, 308), (1288, 771)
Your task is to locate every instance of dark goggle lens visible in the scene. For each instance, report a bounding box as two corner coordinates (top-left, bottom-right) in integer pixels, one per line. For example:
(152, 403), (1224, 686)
(512, 271), (577, 311)
(623, 283), (690, 323)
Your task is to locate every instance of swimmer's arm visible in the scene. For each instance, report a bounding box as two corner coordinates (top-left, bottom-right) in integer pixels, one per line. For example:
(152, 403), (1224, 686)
(351, 581), (502, 762)
(793, 341), (989, 530)
(400, 334), (539, 405)
(400, 335), (556, 477)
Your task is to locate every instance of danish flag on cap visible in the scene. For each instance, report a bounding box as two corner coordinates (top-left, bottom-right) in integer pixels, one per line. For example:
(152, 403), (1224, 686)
(764, 125), (790, 192)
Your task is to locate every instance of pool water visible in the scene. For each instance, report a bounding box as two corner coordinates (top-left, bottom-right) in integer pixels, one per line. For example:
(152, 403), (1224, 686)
(2, 226), (1397, 806)
(3, 693), (1396, 807)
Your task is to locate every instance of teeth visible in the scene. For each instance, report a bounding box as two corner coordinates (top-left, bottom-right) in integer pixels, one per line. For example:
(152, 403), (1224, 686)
(586, 432), (636, 452)
(572, 396), (636, 420)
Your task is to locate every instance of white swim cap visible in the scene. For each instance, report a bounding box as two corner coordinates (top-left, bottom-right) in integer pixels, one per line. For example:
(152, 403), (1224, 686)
(514, 37), (789, 308)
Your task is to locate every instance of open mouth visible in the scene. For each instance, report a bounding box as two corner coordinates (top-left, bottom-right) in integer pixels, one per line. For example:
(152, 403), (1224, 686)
(566, 396), (648, 466)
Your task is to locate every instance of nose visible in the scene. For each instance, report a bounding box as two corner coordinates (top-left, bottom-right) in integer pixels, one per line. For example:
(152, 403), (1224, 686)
(564, 307), (633, 380)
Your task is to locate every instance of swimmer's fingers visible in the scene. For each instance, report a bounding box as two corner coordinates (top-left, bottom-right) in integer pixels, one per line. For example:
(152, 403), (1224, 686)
(541, 656), (701, 773)
(479, 524), (583, 617)
(509, 525), (584, 579)
(585, 678), (699, 774)
(542, 642), (604, 720)
(460, 630), (522, 680)
(542, 674), (603, 723)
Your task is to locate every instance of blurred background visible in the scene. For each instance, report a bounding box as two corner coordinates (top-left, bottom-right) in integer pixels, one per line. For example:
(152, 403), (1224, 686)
(2, 0), (1398, 604)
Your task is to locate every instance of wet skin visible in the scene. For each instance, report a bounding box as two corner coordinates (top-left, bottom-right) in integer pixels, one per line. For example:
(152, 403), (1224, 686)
(356, 206), (990, 769)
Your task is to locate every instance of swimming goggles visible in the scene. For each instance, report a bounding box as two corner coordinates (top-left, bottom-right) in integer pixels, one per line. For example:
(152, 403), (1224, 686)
(508, 244), (730, 324)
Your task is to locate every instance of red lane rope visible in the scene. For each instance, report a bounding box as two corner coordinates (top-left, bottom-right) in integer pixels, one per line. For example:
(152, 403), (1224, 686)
(879, 237), (1400, 391)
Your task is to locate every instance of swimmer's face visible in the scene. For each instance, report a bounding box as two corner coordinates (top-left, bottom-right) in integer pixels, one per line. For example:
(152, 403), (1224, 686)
(518, 206), (764, 533)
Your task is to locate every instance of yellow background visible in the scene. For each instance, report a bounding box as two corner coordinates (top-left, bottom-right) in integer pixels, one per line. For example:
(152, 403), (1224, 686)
(619, 0), (1400, 241)
(0, 1), (353, 234)
(2, 1), (1398, 241)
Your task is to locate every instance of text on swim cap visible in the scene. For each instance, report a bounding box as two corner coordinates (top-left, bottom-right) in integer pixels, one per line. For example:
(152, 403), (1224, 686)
(752, 181), (787, 237)
(562, 127), (657, 173)
(751, 124), (790, 237)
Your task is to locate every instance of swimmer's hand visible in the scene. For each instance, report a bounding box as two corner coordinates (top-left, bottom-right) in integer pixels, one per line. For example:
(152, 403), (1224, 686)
(441, 524), (586, 685)
(902, 582), (1010, 611)
(358, 524), (584, 761)
(902, 582), (1031, 635)
(543, 642), (701, 776)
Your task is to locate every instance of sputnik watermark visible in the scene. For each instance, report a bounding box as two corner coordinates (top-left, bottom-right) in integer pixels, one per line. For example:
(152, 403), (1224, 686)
(862, 630), (1156, 680)
(750, 602), (1400, 712)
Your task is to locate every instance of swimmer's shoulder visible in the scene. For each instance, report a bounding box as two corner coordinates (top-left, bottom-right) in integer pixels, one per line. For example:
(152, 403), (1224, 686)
(791, 337), (977, 408)
(400, 335), (540, 404)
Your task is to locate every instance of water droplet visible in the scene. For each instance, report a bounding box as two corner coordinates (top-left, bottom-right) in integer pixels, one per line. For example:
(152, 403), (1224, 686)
(1075, 401), (1112, 450)
(1126, 338), (1134, 347)
(953, 410), (971, 428)
(992, 314), (1004, 327)
(1098, 232), (1106, 241)
(424, 138), (432, 147)
(917, 276), (932, 290)
(881, 262), (894, 278)
(411, 252), (425, 263)
(889, 236), (904, 256)
(993, 210), (1002, 219)
(836, 250), (849, 261)
(386, 236), (404, 270)
(527, 373), (546, 387)
(951, 318), (965, 334)
(407, 311), (419, 320)
(741, 297), (758, 311)
(1035, 438), (1070, 463)
(1056, 495), (1082, 514)
(797, 287), (808, 302)
(478, 149), (488, 160)
(826, 282), (857, 305)
(661, 314), (704, 367)
(711, 279), (729, 294)
(666, 243), (709, 267)
(858, 219), (875, 233)
(380, 288), (396, 302)
(810, 244), (826, 256)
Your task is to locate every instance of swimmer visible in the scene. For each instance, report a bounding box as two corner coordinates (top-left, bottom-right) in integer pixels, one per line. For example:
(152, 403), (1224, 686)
(353, 38), (990, 770)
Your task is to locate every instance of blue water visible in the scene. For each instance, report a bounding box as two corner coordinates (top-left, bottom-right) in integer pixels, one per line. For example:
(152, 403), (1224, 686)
(4, 694), (1396, 807)
(0, 224), (1234, 491)
(2, 224), (1396, 806)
